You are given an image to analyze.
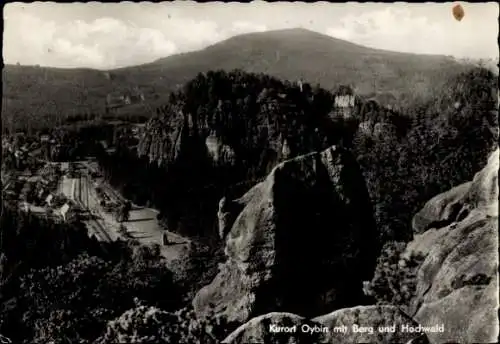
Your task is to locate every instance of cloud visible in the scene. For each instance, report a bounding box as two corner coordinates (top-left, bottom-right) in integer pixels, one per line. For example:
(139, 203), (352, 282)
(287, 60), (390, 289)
(326, 7), (498, 59)
(3, 7), (273, 70)
(156, 17), (222, 50)
(4, 13), (178, 69)
(3, 12), (57, 65)
(231, 21), (268, 34)
(3, 9), (274, 69)
(4, 4), (497, 69)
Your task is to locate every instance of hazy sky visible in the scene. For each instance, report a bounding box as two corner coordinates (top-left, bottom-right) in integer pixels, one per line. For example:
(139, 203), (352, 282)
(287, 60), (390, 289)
(3, 1), (499, 70)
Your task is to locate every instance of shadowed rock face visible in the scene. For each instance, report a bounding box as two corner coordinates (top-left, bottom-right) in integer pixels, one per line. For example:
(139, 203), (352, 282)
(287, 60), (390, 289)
(406, 147), (499, 344)
(222, 306), (430, 344)
(138, 107), (290, 170)
(412, 148), (499, 234)
(193, 145), (379, 325)
(412, 182), (472, 234)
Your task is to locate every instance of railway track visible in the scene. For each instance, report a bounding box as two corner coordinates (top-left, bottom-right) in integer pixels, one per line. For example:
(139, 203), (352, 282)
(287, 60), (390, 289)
(80, 161), (125, 203)
(87, 217), (113, 242)
(74, 173), (113, 242)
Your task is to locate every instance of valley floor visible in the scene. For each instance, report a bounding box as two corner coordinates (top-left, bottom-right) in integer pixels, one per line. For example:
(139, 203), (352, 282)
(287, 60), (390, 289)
(57, 160), (191, 265)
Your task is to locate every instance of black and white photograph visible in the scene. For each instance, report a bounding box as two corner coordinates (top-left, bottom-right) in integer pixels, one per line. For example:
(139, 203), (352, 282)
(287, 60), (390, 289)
(1, 1), (499, 343)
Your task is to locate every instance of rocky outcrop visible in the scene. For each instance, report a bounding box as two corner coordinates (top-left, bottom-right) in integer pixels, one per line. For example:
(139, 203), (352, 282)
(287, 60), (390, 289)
(412, 148), (499, 234)
(217, 196), (246, 241)
(411, 182), (472, 234)
(205, 132), (237, 166)
(461, 147), (499, 215)
(313, 305), (430, 344)
(405, 147), (499, 344)
(222, 306), (430, 344)
(138, 114), (184, 166)
(138, 106), (285, 170)
(193, 145), (379, 325)
(221, 312), (319, 344)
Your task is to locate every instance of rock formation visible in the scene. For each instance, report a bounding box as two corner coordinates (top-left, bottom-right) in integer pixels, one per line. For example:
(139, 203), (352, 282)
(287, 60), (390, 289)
(217, 196), (246, 241)
(138, 114), (185, 167)
(221, 312), (319, 344)
(193, 145), (379, 325)
(222, 306), (430, 344)
(404, 147), (499, 344)
(411, 181), (472, 234)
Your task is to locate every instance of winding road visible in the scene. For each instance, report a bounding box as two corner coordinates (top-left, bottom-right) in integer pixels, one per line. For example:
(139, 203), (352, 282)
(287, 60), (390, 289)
(61, 171), (116, 242)
(75, 174), (114, 242)
(60, 161), (192, 265)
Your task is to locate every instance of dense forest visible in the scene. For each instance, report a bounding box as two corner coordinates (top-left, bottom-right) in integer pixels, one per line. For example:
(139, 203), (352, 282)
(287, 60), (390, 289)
(0, 202), (216, 343)
(96, 67), (498, 244)
(354, 66), (498, 241)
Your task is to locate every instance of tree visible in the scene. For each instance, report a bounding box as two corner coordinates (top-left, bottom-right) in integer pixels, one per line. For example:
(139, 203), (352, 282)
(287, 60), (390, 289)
(10, 244), (179, 344)
(364, 241), (425, 313)
(96, 306), (229, 344)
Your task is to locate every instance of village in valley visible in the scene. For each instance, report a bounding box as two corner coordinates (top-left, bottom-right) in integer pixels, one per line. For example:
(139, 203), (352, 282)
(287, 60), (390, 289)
(1, 133), (190, 263)
(0, 82), (406, 248)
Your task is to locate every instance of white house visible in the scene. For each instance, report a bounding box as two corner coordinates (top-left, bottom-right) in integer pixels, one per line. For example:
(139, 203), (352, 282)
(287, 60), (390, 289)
(334, 95), (356, 108)
(331, 86), (357, 119)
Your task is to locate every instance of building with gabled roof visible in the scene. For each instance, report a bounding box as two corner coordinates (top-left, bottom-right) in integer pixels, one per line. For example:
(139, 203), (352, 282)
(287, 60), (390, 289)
(330, 85), (358, 119)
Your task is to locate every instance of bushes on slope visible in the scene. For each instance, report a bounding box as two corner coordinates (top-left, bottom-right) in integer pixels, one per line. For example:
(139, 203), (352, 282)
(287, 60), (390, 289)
(96, 305), (233, 344)
(364, 241), (425, 314)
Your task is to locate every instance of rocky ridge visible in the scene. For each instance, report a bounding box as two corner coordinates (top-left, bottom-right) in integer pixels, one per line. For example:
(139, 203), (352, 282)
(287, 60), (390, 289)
(404, 147), (499, 344)
(193, 145), (379, 325)
(212, 147), (499, 344)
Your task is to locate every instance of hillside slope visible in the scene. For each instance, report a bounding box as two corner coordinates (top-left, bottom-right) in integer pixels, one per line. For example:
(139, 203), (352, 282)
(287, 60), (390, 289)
(2, 28), (471, 132)
(404, 147), (499, 343)
(148, 28), (462, 97)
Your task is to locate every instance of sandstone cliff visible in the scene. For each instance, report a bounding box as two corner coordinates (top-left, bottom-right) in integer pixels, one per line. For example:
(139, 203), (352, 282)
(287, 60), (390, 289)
(404, 147), (499, 344)
(193, 145), (379, 325)
(222, 306), (429, 344)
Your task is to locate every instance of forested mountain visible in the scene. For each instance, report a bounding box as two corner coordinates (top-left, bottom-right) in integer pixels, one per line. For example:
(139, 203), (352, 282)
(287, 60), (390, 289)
(2, 28), (473, 133)
(148, 28), (466, 103)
